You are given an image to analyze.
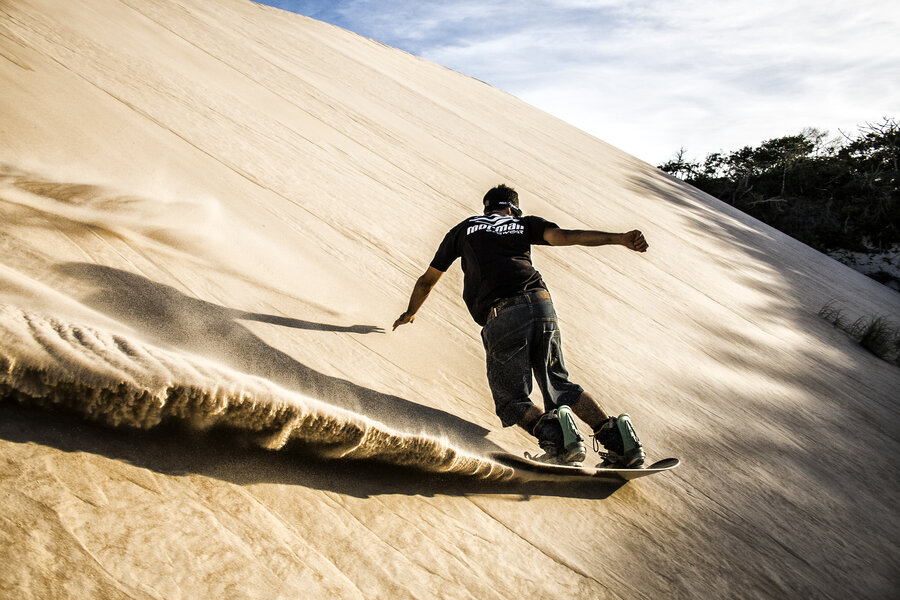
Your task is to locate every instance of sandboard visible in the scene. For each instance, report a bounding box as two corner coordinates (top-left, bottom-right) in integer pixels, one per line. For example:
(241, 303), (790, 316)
(490, 451), (679, 482)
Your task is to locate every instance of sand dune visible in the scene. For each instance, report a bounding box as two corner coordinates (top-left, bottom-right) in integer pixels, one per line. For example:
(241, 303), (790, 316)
(1, 0), (898, 598)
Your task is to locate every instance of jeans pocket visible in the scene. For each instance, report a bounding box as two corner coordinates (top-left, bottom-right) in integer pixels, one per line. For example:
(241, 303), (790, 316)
(486, 328), (528, 364)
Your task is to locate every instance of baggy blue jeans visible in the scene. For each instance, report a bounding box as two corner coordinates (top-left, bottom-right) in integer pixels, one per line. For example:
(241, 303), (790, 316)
(480, 292), (584, 427)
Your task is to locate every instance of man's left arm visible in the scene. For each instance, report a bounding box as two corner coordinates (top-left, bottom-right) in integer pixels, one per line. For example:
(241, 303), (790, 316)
(543, 227), (649, 252)
(392, 266), (444, 330)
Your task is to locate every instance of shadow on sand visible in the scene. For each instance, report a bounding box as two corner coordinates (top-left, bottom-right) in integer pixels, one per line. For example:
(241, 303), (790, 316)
(7, 263), (625, 499)
(0, 402), (622, 500)
(56, 262), (497, 455)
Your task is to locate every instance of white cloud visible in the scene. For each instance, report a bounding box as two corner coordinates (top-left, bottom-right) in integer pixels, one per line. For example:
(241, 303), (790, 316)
(265, 0), (900, 164)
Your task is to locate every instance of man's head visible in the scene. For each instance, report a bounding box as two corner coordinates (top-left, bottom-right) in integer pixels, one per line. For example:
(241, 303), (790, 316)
(483, 184), (522, 217)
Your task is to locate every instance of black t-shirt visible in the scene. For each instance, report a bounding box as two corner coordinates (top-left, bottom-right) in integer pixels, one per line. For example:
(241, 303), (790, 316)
(430, 214), (557, 325)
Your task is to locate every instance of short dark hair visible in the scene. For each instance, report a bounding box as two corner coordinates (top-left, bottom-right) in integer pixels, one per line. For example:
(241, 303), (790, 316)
(483, 184), (518, 208)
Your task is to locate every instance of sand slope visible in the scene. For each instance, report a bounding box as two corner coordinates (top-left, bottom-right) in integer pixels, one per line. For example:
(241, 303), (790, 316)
(1, 1), (898, 598)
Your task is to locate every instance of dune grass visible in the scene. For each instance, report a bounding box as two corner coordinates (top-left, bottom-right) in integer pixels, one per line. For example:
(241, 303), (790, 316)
(819, 301), (900, 366)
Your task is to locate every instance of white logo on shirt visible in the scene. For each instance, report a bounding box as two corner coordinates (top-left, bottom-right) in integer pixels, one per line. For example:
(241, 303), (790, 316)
(466, 215), (524, 236)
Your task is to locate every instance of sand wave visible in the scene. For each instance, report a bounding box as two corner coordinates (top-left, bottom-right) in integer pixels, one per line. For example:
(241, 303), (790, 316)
(0, 304), (510, 479)
(0, 163), (223, 255)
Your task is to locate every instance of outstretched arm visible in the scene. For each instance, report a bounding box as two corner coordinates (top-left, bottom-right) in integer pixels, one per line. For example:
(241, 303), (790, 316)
(392, 266), (444, 330)
(544, 227), (649, 252)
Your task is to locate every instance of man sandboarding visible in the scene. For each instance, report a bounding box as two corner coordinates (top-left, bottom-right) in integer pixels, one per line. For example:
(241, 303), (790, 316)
(393, 185), (648, 468)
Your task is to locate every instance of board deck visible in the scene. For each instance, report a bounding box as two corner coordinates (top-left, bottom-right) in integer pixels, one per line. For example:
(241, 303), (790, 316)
(490, 452), (680, 482)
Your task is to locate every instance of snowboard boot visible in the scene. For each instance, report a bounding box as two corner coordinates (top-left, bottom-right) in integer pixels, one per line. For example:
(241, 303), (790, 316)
(556, 405), (586, 465)
(531, 411), (563, 463)
(592, 414), (645, 468)
(530, 408), (586, 466)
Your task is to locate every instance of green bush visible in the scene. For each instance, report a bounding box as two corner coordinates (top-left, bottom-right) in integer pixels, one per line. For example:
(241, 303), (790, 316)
(660, 118), (899, 253)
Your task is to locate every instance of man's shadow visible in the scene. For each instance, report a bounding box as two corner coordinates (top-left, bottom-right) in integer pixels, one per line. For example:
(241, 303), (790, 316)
(56, 262), (497, 454)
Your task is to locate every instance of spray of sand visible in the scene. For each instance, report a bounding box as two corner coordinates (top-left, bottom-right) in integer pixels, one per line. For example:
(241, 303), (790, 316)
(0, 304), (509, 479)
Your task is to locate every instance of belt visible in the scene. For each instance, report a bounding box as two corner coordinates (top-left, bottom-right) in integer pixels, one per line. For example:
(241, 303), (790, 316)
(486, 289), (551, 322)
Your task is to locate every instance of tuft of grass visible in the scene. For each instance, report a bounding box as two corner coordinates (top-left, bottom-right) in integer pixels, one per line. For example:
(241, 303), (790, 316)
(818, 301), (849, 329)
(819, 301), (900, 366)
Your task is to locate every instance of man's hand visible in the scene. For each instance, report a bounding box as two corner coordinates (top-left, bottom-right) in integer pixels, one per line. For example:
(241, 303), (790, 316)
(393, 267), (443, 331)
(392, 311), (416, 330)
(621, 230), (649, 252)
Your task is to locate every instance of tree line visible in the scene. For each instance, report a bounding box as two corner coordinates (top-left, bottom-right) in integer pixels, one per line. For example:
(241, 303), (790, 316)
(658, 117), (899, 253)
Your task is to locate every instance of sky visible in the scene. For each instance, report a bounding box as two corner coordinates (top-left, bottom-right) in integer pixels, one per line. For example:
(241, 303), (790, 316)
(255, 0), (900, 166)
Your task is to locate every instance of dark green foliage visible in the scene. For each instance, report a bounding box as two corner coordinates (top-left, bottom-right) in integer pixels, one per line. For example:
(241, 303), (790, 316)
(659, 118), (899, 252)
